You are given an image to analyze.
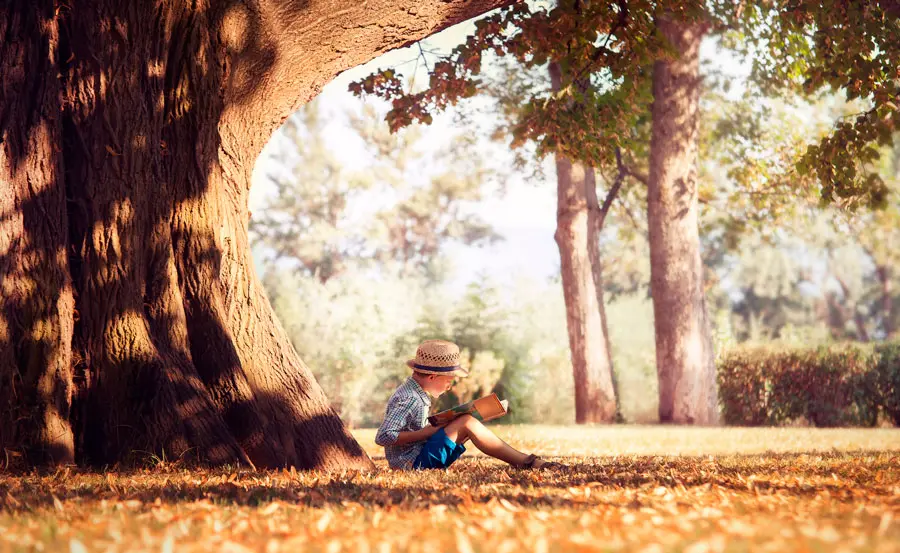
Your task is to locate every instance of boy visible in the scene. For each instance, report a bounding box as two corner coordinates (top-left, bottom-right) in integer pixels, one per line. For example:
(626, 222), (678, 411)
(375, 339), (567, 470)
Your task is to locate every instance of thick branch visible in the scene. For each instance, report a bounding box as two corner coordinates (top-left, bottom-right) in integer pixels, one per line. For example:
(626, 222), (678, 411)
(622, 163), (648, 186)
(221, 0), (516, 162)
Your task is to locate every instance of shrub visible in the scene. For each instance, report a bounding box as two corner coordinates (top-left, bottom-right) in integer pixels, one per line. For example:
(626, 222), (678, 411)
(874, 342), (900, 425)
(717, 342), (896, 427)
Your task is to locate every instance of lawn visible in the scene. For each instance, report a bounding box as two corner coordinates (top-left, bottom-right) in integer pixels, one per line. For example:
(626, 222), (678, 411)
(0, 426), (898, 553)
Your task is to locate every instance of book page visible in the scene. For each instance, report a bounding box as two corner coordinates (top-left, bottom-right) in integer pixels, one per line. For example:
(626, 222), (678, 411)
(428, 393), (508, 426)
(473, 394), (504, 420)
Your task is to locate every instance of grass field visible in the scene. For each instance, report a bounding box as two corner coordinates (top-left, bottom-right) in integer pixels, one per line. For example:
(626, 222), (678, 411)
(1, 426), (898, 552)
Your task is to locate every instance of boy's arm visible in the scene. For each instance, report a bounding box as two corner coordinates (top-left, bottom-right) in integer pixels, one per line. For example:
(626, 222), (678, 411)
(375, 398), (419, 446)
(393, 426), (440, 445)
(376, 398), (442, 446)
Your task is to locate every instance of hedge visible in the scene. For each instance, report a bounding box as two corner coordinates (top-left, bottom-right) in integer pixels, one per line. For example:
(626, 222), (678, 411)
(717, 342), (900, 427)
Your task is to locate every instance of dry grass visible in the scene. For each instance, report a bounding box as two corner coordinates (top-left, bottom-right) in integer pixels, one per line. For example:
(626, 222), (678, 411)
(0, 426), (898, 552)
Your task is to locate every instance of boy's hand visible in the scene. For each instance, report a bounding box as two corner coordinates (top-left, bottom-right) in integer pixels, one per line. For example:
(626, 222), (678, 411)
(394, 425), (440, 446)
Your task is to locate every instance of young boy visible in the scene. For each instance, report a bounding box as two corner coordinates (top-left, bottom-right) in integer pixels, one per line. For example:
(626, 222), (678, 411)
(375, 339), (566, 470)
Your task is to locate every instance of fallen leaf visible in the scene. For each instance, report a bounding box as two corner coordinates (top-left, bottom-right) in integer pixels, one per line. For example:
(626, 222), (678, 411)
(316, 510), (333, 533)
(260, 502), (280, 516)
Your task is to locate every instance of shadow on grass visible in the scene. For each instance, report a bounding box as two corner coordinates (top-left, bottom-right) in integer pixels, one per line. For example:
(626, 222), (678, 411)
(0, 450), (897, 514)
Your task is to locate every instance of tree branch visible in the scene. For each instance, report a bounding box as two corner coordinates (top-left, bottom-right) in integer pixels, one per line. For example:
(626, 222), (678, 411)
(570, 0), (628, 86)
(621, 160), (648, 186)
(222, 0), (517, 162)
(596, 147), (627, 229)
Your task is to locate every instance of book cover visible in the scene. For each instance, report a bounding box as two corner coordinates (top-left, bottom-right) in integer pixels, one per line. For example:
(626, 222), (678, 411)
(427, 393), (509, 426)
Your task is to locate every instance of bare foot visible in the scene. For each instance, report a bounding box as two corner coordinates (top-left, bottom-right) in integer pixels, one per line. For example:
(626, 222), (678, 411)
(519, 454), (569, 471)
(532, 458), (568, 471)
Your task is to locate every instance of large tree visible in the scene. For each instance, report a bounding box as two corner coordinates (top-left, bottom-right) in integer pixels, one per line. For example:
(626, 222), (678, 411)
(0, 0), (511, 469)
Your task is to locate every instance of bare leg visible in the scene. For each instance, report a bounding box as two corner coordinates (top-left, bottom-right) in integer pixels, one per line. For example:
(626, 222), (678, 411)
(442, 415), (530, 466)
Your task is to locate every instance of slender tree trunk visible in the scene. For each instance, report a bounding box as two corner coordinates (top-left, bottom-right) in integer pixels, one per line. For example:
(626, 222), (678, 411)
(647, 17), (718, 425)
(833, 275), (869, 342)
(588, 182), (620, 410)
(876, 265), (894, 338)
(550, 63), (617, 424)
(1, 0), (510, 469)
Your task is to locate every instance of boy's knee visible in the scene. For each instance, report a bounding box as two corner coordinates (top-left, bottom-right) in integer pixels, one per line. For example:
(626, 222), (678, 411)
(460, 414), (482, 428)
(448, 414), (474, 429)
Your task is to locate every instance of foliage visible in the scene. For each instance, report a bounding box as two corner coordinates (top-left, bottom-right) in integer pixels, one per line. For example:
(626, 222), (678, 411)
(735, 0), (900, 207)
(250, 100), (498, 282)
(391, 277), (577, 424)
(2, 426), (899, 552)
(717, 342), (900, 427)
(700, 94), (900, 344)
(263, 265), (580, 426)
(263, 266), (427, 427)
(353, 1), (900, 207)
(349, 0), (682, 167)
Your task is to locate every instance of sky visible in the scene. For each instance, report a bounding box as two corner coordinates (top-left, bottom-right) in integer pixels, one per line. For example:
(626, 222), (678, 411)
(249, 16), (750, 291)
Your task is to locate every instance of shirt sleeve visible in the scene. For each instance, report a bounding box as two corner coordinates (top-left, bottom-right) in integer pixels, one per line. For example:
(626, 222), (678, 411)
(375, 397), (417, 447)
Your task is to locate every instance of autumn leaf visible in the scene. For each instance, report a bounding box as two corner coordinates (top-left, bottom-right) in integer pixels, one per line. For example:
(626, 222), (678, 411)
(0, 427), (897, 553)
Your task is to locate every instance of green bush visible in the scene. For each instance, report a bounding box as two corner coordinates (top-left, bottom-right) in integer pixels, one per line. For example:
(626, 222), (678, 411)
(717, 342), (898, 427)
(874, 342), (900, 425)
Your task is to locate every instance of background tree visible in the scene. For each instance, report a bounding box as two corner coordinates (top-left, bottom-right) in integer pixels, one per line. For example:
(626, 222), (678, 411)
(251, 100), (497, 282)
(251, 102), (369, 283)
(549, 60), (618, 423)
(468, 46), (626, 423)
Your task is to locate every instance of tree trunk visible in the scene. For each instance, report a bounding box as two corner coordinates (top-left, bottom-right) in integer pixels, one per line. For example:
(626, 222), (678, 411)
(1, 0), (511, 470)
(647, 17), (718, 425)
(0, 1), (76, 466)
(550, 62), (617, 424)
(876, 265), (894, 338)
(587, 162), (620, 410)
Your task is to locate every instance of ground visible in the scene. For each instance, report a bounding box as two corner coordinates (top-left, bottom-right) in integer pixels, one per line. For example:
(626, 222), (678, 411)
(1, 426), (898, 552)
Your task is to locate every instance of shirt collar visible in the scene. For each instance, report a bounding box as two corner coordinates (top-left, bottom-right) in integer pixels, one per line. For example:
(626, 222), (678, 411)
(406, 376), (432, 406)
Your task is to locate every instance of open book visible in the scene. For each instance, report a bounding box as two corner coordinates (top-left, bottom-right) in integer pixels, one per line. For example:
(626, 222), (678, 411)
(428, 393), (509, 426)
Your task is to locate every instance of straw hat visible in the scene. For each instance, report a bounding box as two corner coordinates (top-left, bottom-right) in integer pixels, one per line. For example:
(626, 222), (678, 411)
(406, 339), (470, 377)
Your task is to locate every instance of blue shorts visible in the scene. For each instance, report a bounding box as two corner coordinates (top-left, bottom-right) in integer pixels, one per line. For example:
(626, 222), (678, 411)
(413, 428), (466, 469)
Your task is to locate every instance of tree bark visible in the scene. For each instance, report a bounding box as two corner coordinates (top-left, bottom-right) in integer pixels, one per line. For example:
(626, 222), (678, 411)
(0, 0), (512, 470)
(550, 63), (618, 424)
(0, 1), (76, 465)
(647, 16), (718, 425)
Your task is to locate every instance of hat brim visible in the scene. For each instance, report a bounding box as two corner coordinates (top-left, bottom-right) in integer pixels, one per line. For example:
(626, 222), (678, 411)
(407, 359), (469, 377)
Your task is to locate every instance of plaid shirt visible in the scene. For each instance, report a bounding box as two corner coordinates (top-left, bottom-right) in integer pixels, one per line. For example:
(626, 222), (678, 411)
(375, 377), (432, 469)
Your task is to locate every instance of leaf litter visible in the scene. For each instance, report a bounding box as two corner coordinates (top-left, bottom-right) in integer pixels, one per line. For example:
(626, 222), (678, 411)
(0, 426), (897, 552)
